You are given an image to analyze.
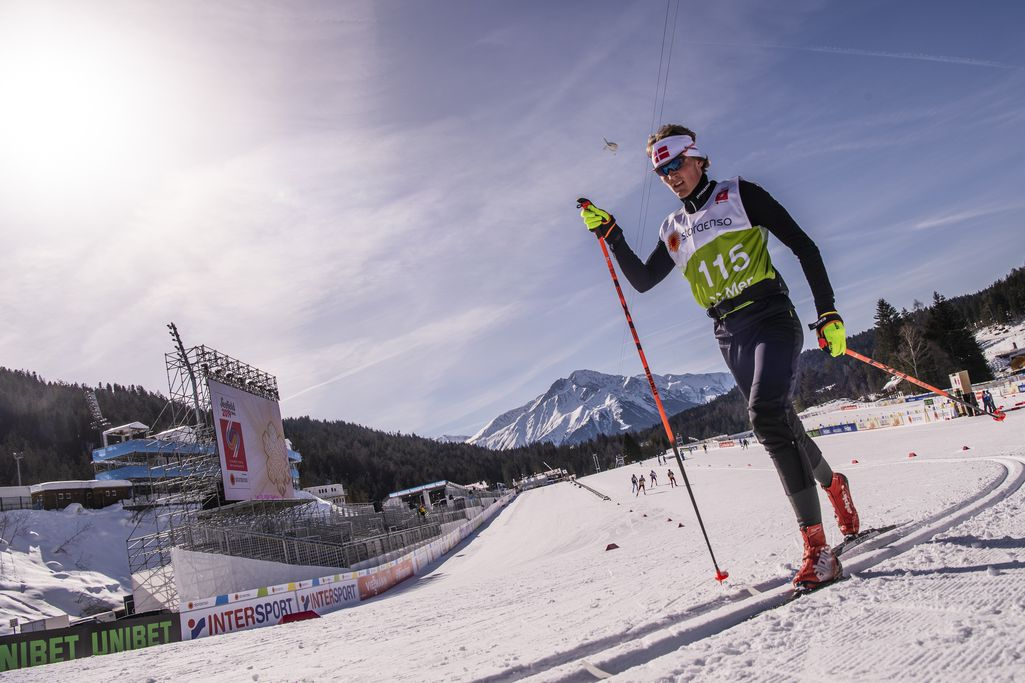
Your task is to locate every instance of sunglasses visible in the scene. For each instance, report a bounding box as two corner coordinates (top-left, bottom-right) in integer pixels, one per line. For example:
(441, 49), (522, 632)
(654, 154), (690, 177)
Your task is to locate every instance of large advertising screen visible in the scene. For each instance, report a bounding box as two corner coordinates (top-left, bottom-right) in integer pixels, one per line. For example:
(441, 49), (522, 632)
(208, 379), (294, 501)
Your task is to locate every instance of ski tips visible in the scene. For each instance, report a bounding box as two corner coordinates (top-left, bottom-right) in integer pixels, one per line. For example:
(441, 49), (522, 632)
(714, 569), (729, 583)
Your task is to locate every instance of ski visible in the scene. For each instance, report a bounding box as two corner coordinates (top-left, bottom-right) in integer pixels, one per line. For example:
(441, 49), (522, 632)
(789, 574), (850, 601)
(833, 524), (901, 557)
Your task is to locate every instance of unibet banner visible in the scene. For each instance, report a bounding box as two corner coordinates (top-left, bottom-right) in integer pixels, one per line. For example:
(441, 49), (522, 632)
(208, 379), (295, 501)
(0, 612), (180, 672)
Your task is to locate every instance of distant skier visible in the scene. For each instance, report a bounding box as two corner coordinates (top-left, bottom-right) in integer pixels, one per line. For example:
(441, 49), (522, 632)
(636, 475), (646, 496)
(702, 443), (708, 455)
(631, 473), (638, 493)
(982, 390), (997, 414)
(667, 469), (677, 488)
(649, 470), (658, 487)
(579, 123), (861, 590)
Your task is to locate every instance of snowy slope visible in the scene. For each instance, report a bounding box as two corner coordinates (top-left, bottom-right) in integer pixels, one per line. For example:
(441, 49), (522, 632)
(976, 318), (1025, 376)
(0, 503), (152, 630)
(468, 369), (734, 449)
(14, 410), (1025, 681)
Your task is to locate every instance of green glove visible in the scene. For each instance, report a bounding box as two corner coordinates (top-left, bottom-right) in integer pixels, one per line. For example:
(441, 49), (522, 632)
(579, 203), (621, 241)
(812, 311), (846, 357)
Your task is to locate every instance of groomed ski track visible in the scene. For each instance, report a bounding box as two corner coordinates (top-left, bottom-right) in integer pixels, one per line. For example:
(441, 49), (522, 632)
(496, 454), (1025, 682)
(14, 410), (1025, 682)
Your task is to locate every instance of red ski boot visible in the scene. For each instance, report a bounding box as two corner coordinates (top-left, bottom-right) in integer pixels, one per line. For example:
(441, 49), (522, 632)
(793, 523), (842, 590)
(823, 472), (860, 537)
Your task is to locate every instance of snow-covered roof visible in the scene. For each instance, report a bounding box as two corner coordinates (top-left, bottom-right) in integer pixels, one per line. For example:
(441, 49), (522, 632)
(30, 480), (133, 492)
(102, 422), (149, 437)
(0, 486), (32, 497)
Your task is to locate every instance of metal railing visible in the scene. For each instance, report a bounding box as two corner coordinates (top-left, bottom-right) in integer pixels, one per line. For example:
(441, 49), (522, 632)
(571, 479), (611, 501)
(0, 497), (36, 511)
(183, 521), (444, 569)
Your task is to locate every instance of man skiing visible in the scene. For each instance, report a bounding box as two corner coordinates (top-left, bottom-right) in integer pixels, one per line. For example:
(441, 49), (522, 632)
(579, 124), (860, 590)
(631, 473), (638, 493)
(636, 475), (646, 496)
(649, 469), (658, 487)
(667, 469), (677, 488)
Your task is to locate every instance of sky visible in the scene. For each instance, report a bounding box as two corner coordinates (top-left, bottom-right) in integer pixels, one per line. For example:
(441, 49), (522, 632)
(2, 0), (1024, 438)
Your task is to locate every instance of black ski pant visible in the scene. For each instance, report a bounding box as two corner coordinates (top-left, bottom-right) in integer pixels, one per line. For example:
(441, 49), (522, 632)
(714, 299), (826, 528)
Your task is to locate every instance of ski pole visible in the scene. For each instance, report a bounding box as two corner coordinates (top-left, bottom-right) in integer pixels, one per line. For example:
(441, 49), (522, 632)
(577, 198), (729, 583)
(842, 347), (1006, 422)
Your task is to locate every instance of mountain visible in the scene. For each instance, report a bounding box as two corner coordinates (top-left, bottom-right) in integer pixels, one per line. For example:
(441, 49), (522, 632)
(467, 369), (735, 450)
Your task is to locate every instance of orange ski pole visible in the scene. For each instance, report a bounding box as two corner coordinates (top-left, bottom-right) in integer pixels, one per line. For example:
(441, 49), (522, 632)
(843, 348), (1005, 422)
(578, 198), (728, 583)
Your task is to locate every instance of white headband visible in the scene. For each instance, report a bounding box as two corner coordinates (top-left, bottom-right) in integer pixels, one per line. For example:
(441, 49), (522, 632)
(650, 134), (706, 169)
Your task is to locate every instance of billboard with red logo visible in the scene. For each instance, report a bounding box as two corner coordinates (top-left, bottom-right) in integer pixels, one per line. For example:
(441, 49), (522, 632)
(208, 379), (295, 501)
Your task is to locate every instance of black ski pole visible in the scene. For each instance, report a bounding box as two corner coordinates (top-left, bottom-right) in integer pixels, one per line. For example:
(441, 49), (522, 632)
(578, 198), (729, 583)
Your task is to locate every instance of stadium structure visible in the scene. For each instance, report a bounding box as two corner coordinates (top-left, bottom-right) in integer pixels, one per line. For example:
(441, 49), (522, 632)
(116, 323), (504, 614)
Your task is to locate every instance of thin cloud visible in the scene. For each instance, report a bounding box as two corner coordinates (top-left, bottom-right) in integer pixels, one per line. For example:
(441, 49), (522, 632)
(281, 303), (520, 403)
(910, 204), (1022, 231)
(694, 41), (1024, 71)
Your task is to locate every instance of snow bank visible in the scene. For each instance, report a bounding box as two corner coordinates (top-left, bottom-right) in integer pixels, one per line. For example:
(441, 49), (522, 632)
(0, 504), (154, 633)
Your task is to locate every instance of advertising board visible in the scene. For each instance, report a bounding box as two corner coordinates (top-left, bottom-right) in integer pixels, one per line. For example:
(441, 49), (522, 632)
(180, 590), (299, 640)
(0, 612), (180, 673)
(208, 378), (294, 501)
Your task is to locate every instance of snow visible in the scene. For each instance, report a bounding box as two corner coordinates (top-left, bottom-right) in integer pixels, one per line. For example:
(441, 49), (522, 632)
(976, 318), (1025, 375)
(0, 504), (153, 630)
(9, 410), (1025, 681)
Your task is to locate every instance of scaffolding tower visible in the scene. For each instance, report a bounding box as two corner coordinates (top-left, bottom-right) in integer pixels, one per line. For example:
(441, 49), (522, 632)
(126, 323), (290, 612)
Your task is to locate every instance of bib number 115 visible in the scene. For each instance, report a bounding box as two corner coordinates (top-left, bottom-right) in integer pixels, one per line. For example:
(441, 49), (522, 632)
(697, 244), (751, 287)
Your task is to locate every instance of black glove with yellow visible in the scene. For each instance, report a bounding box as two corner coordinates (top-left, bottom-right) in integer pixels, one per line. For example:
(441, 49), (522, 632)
(578, 198), (622, 243)
(809, 311), (847, 358)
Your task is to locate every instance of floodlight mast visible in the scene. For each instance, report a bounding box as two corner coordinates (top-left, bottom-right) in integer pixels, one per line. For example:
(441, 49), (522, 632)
(167, 322), (205, 431)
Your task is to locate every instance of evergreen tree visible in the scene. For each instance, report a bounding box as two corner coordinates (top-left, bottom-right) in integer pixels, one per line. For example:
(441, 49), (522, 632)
(924, 293), (993, 383)
(873, 299), (902, 366)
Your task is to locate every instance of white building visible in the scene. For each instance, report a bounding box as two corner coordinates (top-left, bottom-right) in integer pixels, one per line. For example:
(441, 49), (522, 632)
(302, 483), (347, 505)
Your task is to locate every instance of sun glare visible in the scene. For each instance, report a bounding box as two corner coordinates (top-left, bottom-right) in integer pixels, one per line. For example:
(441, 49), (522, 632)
(0, 6), (178, 202)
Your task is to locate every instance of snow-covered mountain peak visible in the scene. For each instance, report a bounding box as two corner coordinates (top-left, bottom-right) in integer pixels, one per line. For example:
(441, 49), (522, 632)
(468, 369), (735, 450)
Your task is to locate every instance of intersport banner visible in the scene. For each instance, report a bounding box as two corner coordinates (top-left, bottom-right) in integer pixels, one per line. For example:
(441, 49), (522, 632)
(179, 494), (514, 642)
(208, 379), (294, 501)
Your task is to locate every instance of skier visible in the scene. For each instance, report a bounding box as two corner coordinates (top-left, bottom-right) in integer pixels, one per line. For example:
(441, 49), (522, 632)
(649, 469), (658, 487)
(579, 124), (860, 590)
(636, 475), (646, 496)
(631, 473), (638, 493)
(667, 469), (677, 488)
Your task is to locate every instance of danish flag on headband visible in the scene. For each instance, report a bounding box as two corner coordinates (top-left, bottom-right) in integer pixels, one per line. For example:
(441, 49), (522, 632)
(715, 188), (729, 204)
(653, 145), (672, 163)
